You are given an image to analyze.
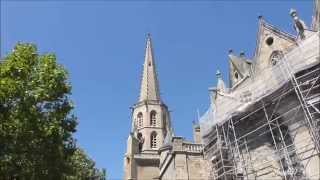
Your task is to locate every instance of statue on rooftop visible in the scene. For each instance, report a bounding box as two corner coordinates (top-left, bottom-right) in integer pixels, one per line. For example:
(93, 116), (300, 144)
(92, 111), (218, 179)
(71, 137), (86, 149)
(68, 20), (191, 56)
(290, 9), (308, 39)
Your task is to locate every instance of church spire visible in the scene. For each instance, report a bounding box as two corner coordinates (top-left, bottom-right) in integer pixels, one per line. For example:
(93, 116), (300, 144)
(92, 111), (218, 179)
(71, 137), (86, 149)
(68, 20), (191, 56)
(138, 33), (161, 102)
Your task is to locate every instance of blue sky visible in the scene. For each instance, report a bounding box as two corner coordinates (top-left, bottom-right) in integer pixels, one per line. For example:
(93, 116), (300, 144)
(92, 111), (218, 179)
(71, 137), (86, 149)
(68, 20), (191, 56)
(1, 0), (314, 179)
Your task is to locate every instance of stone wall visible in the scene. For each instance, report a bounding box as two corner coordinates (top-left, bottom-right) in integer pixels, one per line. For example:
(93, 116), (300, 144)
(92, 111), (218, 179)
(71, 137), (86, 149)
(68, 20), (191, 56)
(159, 137), (209, 180)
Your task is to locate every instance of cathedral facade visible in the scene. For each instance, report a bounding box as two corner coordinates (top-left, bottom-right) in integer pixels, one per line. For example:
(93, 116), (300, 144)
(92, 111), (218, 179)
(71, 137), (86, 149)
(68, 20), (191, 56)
(200, 2), (320, 180)
(123, 1), (319, 179)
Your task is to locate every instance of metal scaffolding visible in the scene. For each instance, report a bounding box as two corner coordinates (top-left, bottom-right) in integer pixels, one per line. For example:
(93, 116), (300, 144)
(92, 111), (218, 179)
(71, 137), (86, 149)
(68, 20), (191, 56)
(201, 33), (320, 180)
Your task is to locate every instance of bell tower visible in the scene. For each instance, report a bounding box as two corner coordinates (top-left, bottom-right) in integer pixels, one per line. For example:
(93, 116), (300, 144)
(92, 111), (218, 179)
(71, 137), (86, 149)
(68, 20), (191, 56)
(123, 34), (172, 180)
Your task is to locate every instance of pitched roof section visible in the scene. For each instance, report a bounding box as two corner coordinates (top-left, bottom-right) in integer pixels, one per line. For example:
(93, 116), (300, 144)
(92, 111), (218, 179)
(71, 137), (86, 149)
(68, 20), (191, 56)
(228, 52), (252, 87)
(229, 54), (252, 75)
(138, 34), (161, 102)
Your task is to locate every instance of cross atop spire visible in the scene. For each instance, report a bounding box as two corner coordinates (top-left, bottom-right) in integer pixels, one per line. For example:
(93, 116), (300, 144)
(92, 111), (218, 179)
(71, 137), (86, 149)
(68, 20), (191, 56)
(138, 33), (161, 102)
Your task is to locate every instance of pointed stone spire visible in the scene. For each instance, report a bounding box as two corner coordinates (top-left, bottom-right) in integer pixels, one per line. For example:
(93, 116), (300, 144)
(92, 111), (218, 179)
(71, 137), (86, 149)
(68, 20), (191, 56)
(138, 33), (161, 102)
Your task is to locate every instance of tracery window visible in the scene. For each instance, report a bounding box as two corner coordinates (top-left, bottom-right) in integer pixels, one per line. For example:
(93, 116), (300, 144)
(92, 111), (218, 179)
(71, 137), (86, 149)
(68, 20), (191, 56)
(270, 51), (284, 66)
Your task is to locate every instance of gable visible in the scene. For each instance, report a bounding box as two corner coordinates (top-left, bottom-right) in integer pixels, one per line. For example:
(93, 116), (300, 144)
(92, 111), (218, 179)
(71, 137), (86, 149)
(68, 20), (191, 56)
(228, 54), (252, 88)
(253, 17), (296, 74)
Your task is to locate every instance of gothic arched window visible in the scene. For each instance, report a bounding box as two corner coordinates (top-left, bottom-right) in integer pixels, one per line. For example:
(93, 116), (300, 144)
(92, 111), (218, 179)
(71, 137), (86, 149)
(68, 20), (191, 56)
(270, 51), (284, 66)
(150, 111), (157, 126)
(137, 112), (143, 127)
(151, 132), (157, 149)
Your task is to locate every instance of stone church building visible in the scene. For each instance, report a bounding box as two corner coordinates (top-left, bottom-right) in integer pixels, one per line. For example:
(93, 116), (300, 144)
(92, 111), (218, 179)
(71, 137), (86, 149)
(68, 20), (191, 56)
(123, 1), (319, 179)
(123, 33), (208, 180)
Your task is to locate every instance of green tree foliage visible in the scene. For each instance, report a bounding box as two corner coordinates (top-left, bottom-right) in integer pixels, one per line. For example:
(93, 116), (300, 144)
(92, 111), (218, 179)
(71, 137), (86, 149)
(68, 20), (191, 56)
(67, 148), (106, 180)
(0, 43), (106, 180)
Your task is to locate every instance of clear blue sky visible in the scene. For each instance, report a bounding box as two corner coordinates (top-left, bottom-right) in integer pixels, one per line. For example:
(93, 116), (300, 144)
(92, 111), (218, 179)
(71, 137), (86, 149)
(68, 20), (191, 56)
(1, 0), (314, 179)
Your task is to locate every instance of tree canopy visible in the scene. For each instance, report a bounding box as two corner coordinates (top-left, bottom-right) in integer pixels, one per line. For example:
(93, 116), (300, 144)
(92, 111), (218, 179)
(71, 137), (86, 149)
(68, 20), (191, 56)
(0, 43), (106, 179)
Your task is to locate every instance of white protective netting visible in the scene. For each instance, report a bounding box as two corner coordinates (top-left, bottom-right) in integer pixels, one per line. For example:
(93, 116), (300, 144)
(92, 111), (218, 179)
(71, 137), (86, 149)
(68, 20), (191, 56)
(200, 32), (320, 139)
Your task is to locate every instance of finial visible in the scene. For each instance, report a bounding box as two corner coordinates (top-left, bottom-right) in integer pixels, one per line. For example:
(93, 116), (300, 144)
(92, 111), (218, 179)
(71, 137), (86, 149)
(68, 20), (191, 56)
(290, 9), (297, 17)
(228, 49), (233, 54)
(290, 8), (307, 39)
(216, 70), (222, 79)
(258, 15), (263, 19)
(240, 51), (245, 57)
(147, 32), (152, 39)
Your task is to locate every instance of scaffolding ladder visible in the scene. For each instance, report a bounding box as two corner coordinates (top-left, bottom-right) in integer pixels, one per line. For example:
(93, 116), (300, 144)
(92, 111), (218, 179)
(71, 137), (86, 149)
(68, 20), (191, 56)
(278, 44), (320, 154)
